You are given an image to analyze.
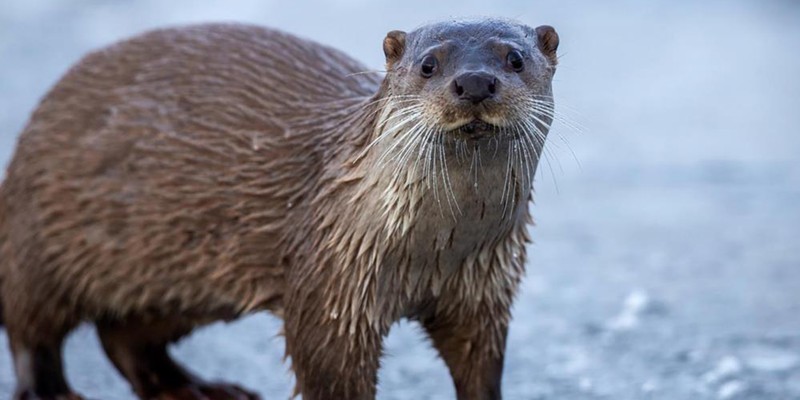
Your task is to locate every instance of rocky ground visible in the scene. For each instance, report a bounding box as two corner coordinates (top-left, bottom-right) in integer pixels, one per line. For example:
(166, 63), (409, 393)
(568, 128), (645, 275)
(1, 0), (799, 398)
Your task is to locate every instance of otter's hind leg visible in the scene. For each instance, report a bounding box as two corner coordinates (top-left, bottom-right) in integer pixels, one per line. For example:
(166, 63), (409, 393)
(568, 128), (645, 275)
(4, 317), (83, 399)
(96, 319), (259, 400)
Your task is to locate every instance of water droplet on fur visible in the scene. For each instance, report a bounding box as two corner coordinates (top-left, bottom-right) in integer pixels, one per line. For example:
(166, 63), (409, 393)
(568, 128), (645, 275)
(330, 310), (339, 320)
(473, 182), (478, 189)
(513, 251), (520, 258)
(287, 201), (293, 209)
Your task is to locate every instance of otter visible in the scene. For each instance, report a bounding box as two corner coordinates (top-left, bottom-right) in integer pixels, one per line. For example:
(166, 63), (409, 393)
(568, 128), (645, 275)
(0, 18), (560, 400)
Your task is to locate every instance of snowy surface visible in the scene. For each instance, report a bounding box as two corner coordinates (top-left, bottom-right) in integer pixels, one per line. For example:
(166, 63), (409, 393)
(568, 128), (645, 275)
(1, 0), (799, 399)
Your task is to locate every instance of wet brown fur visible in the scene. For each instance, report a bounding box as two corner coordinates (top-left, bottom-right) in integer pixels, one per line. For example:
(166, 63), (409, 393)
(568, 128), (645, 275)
(0, 20), (557, 400)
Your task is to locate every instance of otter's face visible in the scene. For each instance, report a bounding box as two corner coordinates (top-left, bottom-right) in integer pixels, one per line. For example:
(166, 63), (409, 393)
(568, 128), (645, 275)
(382, 19), (559, 140)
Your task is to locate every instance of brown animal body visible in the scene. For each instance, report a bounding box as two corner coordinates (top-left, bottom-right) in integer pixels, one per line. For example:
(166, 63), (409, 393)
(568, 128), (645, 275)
(0, 19), (559, 400)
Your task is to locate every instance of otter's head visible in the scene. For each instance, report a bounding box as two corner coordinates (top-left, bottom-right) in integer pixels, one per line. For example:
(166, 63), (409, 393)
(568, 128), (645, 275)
(379, 19), (559, 141)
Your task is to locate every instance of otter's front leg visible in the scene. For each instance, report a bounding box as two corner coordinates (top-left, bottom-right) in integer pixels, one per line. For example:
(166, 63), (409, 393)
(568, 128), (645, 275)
(423, 309), (509, 400)
(283, 285), (384, 400)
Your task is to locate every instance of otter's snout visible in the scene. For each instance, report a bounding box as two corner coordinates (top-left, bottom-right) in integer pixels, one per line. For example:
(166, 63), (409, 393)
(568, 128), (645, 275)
(452, 72), (497, 104)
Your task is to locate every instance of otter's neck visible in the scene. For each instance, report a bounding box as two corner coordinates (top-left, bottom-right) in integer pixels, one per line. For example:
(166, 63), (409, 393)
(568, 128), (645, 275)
(335, 96), (540, 272)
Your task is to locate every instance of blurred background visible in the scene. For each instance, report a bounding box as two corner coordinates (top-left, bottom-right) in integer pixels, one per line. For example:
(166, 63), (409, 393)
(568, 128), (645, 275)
(1, 0), (799, 399)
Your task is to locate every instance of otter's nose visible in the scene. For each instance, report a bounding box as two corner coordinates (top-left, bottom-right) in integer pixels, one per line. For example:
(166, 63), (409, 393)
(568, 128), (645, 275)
(452, 72), (497, 104)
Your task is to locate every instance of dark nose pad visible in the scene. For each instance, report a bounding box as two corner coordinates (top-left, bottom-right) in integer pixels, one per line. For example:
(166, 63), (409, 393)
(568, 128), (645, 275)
(452, 72), (498, 104)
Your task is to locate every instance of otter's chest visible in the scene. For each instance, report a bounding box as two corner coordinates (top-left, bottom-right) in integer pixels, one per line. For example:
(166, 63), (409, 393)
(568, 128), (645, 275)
(404, 140), (530, 265)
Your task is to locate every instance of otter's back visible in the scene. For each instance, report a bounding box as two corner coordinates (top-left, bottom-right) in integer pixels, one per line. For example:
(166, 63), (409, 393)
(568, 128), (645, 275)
(0, 24), (380, 318)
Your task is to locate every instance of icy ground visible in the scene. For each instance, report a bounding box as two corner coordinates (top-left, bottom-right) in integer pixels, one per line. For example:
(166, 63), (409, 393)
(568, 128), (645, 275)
(1, 1), (799, 399)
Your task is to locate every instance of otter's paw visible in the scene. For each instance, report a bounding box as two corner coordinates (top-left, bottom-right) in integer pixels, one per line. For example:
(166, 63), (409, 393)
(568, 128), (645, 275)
(16, 391), (85, 400)
(155, 383), (259, 400)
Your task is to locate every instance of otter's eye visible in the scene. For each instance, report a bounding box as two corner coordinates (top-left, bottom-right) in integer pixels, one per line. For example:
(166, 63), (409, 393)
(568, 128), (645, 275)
(507, 50), (524, 72)
(420, 55), (438, 78)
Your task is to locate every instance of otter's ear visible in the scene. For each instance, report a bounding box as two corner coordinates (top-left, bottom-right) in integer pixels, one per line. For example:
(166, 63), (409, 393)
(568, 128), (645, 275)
(535, 25), (559, 65)
(383, 30), (407, 67)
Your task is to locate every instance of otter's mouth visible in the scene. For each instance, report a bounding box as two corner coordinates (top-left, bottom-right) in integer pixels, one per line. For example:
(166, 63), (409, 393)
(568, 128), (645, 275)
(452, 119), (499, 139)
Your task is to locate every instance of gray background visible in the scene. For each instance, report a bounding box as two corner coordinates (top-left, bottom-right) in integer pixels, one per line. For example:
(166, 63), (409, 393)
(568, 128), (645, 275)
(1, 0), (799, 399)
